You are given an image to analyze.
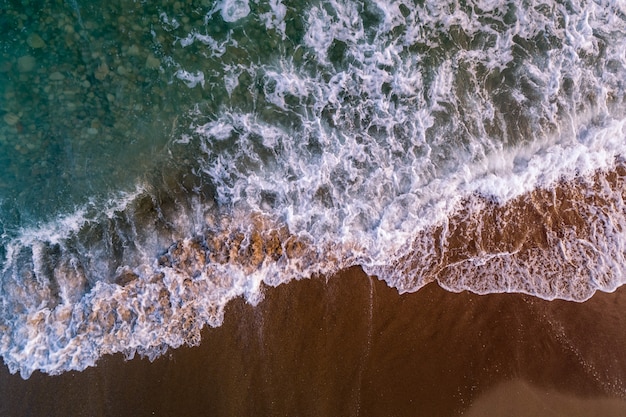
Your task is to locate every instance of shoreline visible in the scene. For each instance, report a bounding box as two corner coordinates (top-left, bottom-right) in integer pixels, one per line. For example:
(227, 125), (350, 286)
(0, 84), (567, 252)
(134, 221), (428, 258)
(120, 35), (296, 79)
(2, 152), (626, 379)
(374, 159), (626, 300)
(2, 266), (625, 416)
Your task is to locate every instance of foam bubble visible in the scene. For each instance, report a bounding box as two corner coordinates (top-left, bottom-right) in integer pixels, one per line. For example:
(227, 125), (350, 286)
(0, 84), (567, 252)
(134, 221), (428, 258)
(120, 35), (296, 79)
(259, 0), (287, 35)
(220, 0), (251, 23)
(175, 69), (205, 88)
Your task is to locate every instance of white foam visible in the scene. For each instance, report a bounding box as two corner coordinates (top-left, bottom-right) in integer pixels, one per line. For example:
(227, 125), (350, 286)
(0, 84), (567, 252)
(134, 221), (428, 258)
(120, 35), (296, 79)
(177, 32), (229, 57)
(175, 69), (205, 88)
(159, 12), (180, 30)
(219, 0), (250, 23)
(259, 0), (287, 36)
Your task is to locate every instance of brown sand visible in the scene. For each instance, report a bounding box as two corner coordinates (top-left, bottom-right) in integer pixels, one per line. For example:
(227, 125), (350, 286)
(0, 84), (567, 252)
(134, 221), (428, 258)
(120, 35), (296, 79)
(383, 161), (626, 300)
(1, 266), (625, 417)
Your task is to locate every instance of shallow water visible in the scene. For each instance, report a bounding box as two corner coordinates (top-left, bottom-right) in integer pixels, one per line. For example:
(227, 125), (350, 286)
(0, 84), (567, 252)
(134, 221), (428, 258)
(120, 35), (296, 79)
(1, 0), (626, 377)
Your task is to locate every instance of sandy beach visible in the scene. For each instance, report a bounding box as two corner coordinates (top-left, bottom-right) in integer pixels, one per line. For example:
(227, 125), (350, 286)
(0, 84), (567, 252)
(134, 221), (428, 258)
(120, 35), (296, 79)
(1, 266), (625, 416)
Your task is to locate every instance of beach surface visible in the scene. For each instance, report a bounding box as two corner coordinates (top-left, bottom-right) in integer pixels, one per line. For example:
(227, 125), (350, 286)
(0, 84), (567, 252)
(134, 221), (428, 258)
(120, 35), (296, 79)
(2, 266), (625, 417)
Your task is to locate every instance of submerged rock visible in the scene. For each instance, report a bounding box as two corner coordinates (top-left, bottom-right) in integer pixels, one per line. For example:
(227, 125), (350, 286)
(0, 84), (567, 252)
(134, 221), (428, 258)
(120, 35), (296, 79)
(94, 63), (110, 80)
(17, 55), (36, 72)
(27, 33), (45, 49)
(145, 54), (160, 69)
(49, 71), (65, 81)
(3, 113), (19, 126)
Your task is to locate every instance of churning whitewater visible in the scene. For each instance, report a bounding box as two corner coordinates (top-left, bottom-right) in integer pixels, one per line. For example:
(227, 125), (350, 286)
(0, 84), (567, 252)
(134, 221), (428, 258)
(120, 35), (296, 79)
(1, 0), (626, 377)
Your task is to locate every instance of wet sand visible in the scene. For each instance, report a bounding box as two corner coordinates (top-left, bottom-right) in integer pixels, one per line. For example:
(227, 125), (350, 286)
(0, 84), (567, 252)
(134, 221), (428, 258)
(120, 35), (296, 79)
(1, 266), (625, 417)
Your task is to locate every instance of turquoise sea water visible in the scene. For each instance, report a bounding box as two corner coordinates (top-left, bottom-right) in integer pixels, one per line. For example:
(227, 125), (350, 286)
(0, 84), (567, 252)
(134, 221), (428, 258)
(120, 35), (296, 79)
(1, 0), (626, 377)
(1, 0), (217, 232)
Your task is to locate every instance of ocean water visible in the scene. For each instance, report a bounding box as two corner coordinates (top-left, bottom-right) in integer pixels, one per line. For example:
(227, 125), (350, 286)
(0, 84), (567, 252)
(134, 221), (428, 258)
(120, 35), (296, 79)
(1, 0), (625, 378)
